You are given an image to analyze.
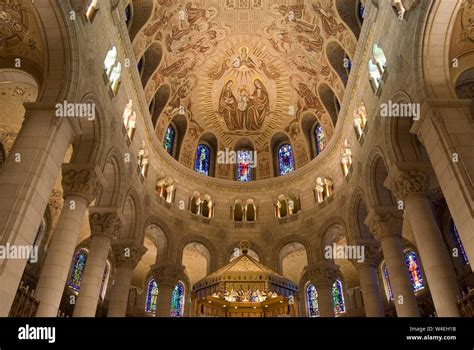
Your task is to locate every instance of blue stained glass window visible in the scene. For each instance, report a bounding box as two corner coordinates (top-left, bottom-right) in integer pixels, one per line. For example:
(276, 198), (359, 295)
(170, 282), (185, 317)
(332, 280), (345, 314)
(163, 125), (175, 156)
(125, 5), (131, 25)
(405, 252), (424, 292)
(314, 124), (326, 155)
(358, 2), (365, 22)
(237, 150), (253, 182)
(278, 143), (295, 176)
(306, 284), (320, 317)
(383, 265), (394, 301)
(195, 144), (211, 176)
(452, 222), (469, 264)
(145, 278), (159, 313)
(68, 249), (88, 292)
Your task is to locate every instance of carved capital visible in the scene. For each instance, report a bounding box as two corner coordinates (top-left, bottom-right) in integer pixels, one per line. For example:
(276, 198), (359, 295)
(305, 261), (339, 287)
(150, 264), (185, 287)
(62, 164), (103, 204)
(353, 240), (380, 268)
(88, 208), (122, 239)
(364, 206), (403, 241)
(111, 240), (147, 269)
(385, 164), (431, 201)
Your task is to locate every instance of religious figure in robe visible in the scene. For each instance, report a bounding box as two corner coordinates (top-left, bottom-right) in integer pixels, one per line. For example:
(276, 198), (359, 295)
(246, 79), (269, 130)
(219, 80), (241, 130)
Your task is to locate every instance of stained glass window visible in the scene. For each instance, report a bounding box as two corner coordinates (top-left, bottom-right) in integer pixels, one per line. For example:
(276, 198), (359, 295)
(145, 278), (159, 313)
(125, 5), (132, 26)
(314, 124), (326, 155)
(170, 282), (185, 317)
(195, 144), (211, 176)
(68, 249), (88, 292)
(358, 2), (365, 22)
(237, 150), (253, 182)
(163, 125), (175, 156)
(332, 280), (345, 314)
(405, 251), (424, 292)
(278, 143), (295, 176)
(383, 264), (394, 301)
(451, 223), (469, 264)
(306, 284), (320, 317)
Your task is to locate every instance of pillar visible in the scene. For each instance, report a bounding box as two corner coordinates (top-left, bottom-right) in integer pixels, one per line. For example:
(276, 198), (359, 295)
(107, 241), (146, 317)
(150, 264), (185, 317)
(365, 207), (420, 317)
(386, 164), (461, 316)
(354, 242), (385, 317)
(306, 262), (339, 317)
(36, 164), (101, 316)
(0, 104), (74, 316)
(413, 100), (474, 263)
(73, 209), (121, 317)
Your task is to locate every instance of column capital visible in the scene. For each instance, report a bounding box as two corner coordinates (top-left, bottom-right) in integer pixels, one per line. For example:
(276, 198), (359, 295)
(88, 208), (122, 240)
(305, 261), (340, 287)
(384, 163), (432, 201)
(353, 239), (380, 268)
(150, 264), (185, 287)
(62, 164), (104, 204)
(364, 206), (403, 240)
(111, 239), (147, 269)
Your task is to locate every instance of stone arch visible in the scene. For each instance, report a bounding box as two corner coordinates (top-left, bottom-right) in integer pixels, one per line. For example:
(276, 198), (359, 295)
(150, 84), (171, 129)
(140, 42), (163, 90)
(319, 216), (348, 259)
(176, 235), (219, 273)
(365, 147), (396, 207)
(118, 188), (143, 240)
(128, 0), (155, 43)
(454, 68), (474, 99)
(277, 242), (309, 284)
(69, 93), (108, 165)
(142, 220), (169, 264)
(95, 148), (125, 207)
(181, 242), (212, 286)
(326, 39), (352, 87)
(301, 113), (320, 159)
(317, 82), (340, 127)
(347, 189), (374, 243)
(272, 235), (313, 272)
(335, 0), (362, 39)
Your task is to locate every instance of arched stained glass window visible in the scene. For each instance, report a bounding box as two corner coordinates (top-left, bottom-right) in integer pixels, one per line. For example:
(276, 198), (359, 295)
(306, 284), (320, 317)
(332, 280), (345, 314)
(163, 125), (175, 156)
(68, 249), (88, 292)
(145, 278), (159, 313)
(383, 264), (394, 301)
(278, 143), (295, 176)
(195, 144), (211, 176)
(451, 222), (469, 264)
(405, 251), (424, 292)
(237, 150), (253, 182)
(170, 281), (185, 317)
(314, 124), (326, 155)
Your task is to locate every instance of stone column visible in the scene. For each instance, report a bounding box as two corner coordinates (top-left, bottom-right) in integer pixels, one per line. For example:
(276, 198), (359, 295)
(386, 164), (461, 316)
(73, 209), (121, 317)
(0, 104), (74, 316)
(36, 164), (101, 317)
(354, 242), (385, 317)
(307, 262), (339, 317)
(107, 241), (146, 317)
(365, 207), (420, 317)
(151, 264), (185, 317)
(413, 100), (474, 263)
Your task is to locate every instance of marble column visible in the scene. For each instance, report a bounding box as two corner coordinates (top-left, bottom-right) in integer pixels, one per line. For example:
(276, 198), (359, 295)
(413, 100), (474, 263)
(107, 241), (146, 317)
(0, 104), (74, 316)
(354, 242), (385, 317)
(73, 209), (121, 317)
(36, 164), (101, 317)
(386, 164), (461, 316)
(365, 207), (420, 317)
(151, 264), (186, 317)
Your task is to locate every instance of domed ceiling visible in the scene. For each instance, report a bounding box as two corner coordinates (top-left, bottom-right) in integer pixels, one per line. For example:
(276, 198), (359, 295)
(133, 0), (357, 179)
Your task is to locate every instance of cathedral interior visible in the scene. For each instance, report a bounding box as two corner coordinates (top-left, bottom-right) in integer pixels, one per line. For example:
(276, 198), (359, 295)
(0, 0), (473, 321)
